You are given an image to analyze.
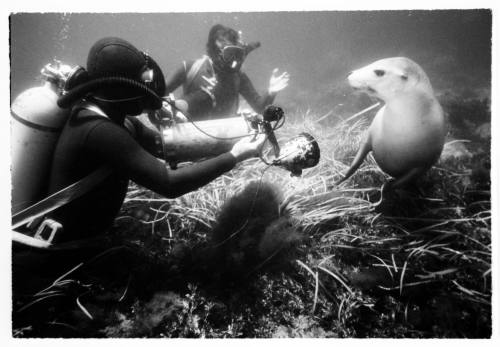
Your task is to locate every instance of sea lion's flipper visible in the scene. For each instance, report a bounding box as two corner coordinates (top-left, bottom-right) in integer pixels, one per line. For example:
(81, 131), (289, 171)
(336, 135), (372, 185)
(389, 166), (428, 189)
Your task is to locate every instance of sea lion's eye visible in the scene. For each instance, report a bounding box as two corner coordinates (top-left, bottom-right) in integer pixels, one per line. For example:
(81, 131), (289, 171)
(401, 74), (408, 81)
(374, 69), (385, 77)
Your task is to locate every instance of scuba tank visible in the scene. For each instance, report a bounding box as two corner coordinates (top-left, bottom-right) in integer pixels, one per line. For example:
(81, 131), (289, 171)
(10, 60), (82, 213)
(152, 102), (321, 176)
(162, 115), (254, 165)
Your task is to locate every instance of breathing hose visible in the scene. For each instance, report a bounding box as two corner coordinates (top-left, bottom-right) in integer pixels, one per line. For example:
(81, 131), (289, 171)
(57, 76), (162, 109)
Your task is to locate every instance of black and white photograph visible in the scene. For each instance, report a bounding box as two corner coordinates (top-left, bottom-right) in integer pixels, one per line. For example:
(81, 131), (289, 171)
(5, 1), (498, 340)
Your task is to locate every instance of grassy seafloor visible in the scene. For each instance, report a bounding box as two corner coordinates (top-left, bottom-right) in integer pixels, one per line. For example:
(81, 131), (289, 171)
(12, 96), (491, 338)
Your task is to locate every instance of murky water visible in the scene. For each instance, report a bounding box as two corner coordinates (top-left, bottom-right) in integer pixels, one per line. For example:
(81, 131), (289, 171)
(10, 11), (491, 113)
(9, 11), (493, 338)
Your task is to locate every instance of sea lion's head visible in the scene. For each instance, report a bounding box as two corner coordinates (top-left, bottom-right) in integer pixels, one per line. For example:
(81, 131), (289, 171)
(347, 57), (433, 101)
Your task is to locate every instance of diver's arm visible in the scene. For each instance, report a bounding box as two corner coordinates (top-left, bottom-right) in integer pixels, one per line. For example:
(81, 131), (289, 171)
(86, 121), (237, 198)
(239, 72), (276, 113)
(123, 116), (164, 158)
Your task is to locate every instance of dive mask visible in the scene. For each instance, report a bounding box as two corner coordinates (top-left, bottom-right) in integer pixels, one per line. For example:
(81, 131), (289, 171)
(220, 45), (246, 70)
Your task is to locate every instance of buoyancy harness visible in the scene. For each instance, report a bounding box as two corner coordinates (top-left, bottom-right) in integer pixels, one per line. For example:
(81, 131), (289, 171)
(182, 55), (217, 107)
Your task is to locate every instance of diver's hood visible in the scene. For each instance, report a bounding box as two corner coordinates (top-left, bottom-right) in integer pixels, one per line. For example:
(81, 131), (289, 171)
(86, 37), (165, 100)
(58, 37), (165, 111)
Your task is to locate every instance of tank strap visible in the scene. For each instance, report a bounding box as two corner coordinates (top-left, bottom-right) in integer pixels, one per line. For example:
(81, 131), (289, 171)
(72, 101), (138, 138)
(11, 110), (62, 133)
(71, 100), (109, 119)
(12, 166), (113, 231)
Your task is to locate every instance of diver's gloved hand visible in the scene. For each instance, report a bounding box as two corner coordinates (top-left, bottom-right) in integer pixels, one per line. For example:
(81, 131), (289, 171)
(268, 68), (290, 95)
(230, 131), (267, 162)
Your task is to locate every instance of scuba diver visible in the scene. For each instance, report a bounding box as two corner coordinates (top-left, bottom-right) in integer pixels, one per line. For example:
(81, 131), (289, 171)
(164, 24), (290, 120)
(40, 37), (266, 243)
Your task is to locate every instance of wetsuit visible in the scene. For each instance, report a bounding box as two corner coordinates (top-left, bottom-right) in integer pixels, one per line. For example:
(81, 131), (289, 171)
(165, 59), (275, 120)
(48, 106), (236, 242)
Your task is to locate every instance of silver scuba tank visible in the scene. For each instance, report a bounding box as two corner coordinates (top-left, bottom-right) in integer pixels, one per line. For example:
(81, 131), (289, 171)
(161, 114), (255, 165)
(11, 60), (80, 213)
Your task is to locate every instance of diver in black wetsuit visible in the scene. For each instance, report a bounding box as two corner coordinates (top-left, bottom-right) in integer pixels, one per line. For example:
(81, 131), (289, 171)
(47, 37), (267, 243)
(164, 24), (290, 120)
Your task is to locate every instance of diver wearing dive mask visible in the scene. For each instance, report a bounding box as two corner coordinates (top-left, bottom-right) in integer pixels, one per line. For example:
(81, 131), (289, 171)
(211, 25), (247, 72)
(164, 24), (289, 121)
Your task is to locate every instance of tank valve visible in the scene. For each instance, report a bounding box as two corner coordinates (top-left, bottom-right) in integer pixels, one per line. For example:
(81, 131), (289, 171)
(40, 59), (83, 93)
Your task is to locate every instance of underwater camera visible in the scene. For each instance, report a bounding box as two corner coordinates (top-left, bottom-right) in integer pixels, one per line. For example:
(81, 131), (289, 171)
(150, 100), (320, 176)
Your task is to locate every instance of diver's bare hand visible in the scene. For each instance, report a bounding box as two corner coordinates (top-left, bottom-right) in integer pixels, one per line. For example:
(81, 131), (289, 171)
(230, 132), (267, 162)
(268, 68), (290, 95)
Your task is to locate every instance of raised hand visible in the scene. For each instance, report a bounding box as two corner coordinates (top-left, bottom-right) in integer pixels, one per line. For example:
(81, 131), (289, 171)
(268, 68), (290, 95)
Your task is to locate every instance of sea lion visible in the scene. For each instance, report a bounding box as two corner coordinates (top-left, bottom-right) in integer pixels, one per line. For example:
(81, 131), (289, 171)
(338, 57), (446, 189)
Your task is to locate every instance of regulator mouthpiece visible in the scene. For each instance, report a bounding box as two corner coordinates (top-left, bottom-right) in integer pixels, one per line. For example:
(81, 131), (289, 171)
(273, 132), (320, 177)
